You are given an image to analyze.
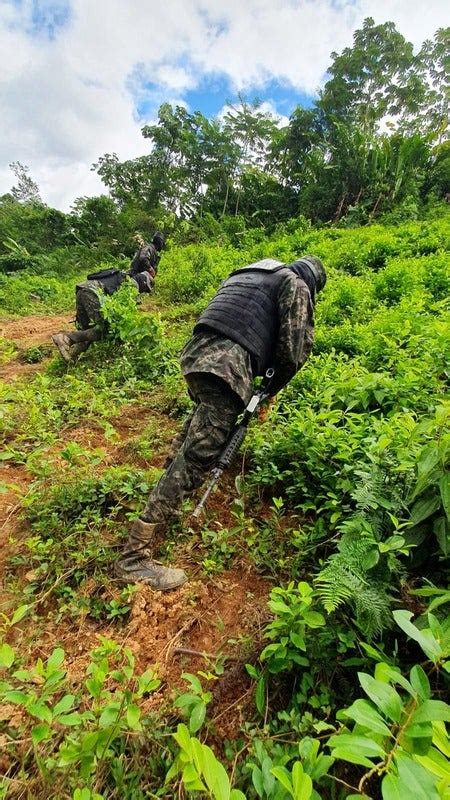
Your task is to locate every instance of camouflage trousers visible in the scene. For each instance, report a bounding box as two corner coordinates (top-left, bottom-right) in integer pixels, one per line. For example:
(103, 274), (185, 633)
(75, 286), (102, 329)
(141, 373), (243, 525)
(65, 287), (104, 349)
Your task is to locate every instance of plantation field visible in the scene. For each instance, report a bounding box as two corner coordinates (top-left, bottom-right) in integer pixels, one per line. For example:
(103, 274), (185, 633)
(0, 212), (449, 799)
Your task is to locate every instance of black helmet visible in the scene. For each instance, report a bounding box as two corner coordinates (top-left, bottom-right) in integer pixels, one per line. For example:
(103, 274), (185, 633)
(301, 255), (326, 293)
(152, 231), (165, 251)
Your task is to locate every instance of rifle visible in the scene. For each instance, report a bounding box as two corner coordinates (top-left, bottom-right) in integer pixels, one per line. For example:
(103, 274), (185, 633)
(192, 367), (274, 519)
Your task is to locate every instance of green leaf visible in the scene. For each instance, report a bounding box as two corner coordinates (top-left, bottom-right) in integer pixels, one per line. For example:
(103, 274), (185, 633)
(0, 643), (15, 668)
(126, 704), (142, 731)
(28, 701), (52, 724)
(189, 701), (206, 733)
(53, 694), (76, 716)
(58, 712), (83, 726)
(382, 773), (403, 800)
(47, 648), (65, 672)
(329, 747), (374, 769)
(255, 675), (266, 715)
(98, 703), (121, 728)
(433, 516), (449, 556)
(415, 744), (450, 781)
(182, 672), (203, 694)
(230, 791), (246, 800)
(292, 761), (313, 800)
(390, 756), (440, 799)
(173, 723), (193, 756)
(5, 690), (29, 704)
(10, 605), (30, 626)
(358, 673), (403, 722)
(302, 611), (325, 628)
(412, 700), (450, 724)
(290, 632), (306, 650)
(409, 494), (441, 526)
(439, 475), (450, 521)
(271, 766), (294, 795)
(392, 611), (442, 662)
(31, 722), (51, 745)
(343, 698), (392, 736)
(410, 665), (431, 701)
(375, 662), (413, 695)
(201, 744), (231, 800)
(175, 692), (197, 709)
(328, 734), (385, 759)
(251, 765), (264, 798)
(181, 763), (206, 792)
(431, 721), (450, 757)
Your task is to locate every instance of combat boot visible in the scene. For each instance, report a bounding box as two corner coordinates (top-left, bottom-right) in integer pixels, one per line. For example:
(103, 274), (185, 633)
(115, 518), (187, 590)
(52, 333), (72, 363)
(67, 341), (90, 360)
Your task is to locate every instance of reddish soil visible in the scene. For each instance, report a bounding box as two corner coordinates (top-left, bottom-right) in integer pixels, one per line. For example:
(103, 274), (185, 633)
(0, 463), (30, 612)
(0, 313), (71, 382)
(0, 314), (72, 347)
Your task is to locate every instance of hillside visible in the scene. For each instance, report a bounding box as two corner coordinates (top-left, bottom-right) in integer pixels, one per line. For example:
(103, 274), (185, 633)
(0, 212), (449, 799)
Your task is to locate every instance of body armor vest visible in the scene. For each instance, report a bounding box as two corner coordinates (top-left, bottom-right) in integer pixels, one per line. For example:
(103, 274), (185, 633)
(194, 259), (290, 375)
(86, 268), (125, 296)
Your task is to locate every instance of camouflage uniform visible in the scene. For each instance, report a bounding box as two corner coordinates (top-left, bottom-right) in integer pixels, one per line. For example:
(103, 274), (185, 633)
(141, 272), (314, 525)
(74, 280), (103, 329)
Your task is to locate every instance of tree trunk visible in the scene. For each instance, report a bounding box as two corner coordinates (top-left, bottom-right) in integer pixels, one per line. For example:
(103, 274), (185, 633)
(221, 181), (230, 217)
(369, 192), (383, 220)
(334, 192), (347, 222)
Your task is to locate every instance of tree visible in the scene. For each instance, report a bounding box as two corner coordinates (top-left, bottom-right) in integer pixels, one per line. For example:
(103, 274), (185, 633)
(417, 27), (450, 141)
(9, 162), (42, 204)
(318, 18), (427, 133)
(222, 97), (279, 215)
(71, 195), (119, 246)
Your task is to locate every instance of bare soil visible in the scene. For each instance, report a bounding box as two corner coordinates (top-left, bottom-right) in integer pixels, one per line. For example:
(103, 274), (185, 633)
(0, 314), (71, 381)
(0, 314), (72, 346)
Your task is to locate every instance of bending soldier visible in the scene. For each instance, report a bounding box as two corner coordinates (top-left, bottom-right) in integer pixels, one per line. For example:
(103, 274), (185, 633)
(116, 255), (326, 590)
(52, 232), (165, 362)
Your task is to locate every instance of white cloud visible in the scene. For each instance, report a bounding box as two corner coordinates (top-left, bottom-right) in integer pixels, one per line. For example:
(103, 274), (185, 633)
(0, 0), (447, 209)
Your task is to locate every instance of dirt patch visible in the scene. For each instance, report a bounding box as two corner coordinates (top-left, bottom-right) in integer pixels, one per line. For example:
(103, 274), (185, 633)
(0, 314), (72, 383)
(0, 314), (72, 348)
(0, 463), (30, 608)
(119, 567), (269, 736)
(17, 567), (271, 741)
(0, 360), (47, 383)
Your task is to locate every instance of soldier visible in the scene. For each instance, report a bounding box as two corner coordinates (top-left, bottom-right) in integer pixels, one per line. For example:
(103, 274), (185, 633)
(52, 232), (165, 362)
(116, 255), (327, 590)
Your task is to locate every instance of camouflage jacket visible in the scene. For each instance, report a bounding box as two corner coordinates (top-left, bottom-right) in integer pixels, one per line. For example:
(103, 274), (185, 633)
(129, 244), (160, 276)
(180, 272), (314, 404)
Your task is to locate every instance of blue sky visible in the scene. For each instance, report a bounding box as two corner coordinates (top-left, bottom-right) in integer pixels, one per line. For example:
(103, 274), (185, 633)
(137, 74), (314, 122)
(0, 0), (447, 209)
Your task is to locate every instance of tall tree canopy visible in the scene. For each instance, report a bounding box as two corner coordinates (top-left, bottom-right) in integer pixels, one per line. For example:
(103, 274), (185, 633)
(92, 18), (449, 229)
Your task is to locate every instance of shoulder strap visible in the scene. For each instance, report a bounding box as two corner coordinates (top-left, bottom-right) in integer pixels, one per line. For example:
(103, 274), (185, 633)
(86, 268), (121, 281)
(231, 258), (285, 277)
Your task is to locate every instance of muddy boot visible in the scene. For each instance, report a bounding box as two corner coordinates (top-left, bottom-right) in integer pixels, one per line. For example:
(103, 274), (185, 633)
(52, 333), (72, 363)
(115, 519), (187, 590)
(68, 341), (90, 360)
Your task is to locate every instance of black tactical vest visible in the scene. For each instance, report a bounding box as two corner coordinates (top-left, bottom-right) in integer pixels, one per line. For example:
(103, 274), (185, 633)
(86, 268), (125, 296)
(194, 259), (290, 375)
